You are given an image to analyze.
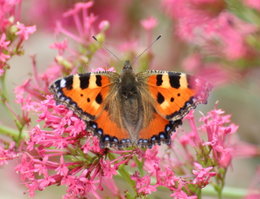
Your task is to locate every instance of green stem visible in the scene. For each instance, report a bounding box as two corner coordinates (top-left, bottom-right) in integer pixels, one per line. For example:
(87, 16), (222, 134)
(0, 74), (8, 101)
(0, 124), (27, 140)
(202, 185), (247, 198)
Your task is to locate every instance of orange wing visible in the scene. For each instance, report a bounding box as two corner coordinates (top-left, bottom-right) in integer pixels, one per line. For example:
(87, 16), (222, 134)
(49, 72), (116, 121)
(87, 110), (130, 148)
(142, 70), (210, 121)
(138, 113), (183, 148)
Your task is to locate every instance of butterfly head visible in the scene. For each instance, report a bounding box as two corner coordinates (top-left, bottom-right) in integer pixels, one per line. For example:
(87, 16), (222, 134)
(122, 60), (133, 71)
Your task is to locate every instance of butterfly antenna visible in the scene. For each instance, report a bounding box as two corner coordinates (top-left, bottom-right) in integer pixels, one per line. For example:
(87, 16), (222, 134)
(133, 35), (162, 64)
(92, 36), (121, 62)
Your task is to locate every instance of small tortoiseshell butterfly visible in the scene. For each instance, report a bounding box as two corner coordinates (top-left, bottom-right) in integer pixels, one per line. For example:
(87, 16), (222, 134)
(49, 61), (210, 148)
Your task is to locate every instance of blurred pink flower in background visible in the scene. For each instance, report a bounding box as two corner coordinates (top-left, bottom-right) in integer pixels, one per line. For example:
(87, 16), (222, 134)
(182, 54), (234, 87)
(0, 0), (21, 29)
(0, 33), (10, 66)
(163, 0), (256, 60)
(15, 23), (36, 40)
(141, 16), (158, 31)
(55, 1), (96, 44)
(245, 0), (260, 11)
(50, 39), (68, 55)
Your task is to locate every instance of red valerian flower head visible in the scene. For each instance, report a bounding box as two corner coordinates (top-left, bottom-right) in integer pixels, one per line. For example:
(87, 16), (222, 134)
(0, 141), (17, 166)
(163, 0), (256, 59)
(199, 106), (239, 168)
(131, 172), (158, 195)
(141, 16), (158, 31)
(192, 162), (216, 187)
(16, 22), (36, 41)
(0, 33), (10, 63)
(55, 1), (97, 45)
(245, 0), (260, 11)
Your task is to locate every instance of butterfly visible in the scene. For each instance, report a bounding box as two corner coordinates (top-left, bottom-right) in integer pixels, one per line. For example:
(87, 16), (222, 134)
(49, 60), (210, 149)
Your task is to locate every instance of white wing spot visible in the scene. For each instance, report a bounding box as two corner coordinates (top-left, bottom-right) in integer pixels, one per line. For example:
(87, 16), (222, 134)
(60, 79), (66, 88)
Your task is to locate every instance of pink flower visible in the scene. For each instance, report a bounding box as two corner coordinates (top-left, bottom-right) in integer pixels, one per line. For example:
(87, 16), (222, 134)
(63, 2), (93, 17)
(0, 33), (10, 63)
(0, 142), (17, 165)
(98, 20), (110, 31)
(55, 156), (69, 176)
(0, 0), (22, 30)
(163, 0), (255, 59)
(182, 54), (232, 87)
(245, 0), (260, 11)
(233, 142), (260, 158)
(199, 106), (239, 167)
(0, 33), (10, 50)
(142, 146), (160, 175)
(131, 172), (158, 195)
(171, 190), (197, 199)
(100, 159), (117, 178)
(163, 0), (226, 40)
(141, 16), (158, 30)
(192, 162), (216, 187)
(56, 2), (96, 44)
(215, 13), (255, 59)
(155, 167), (179, 188)
(16, 23), (36, 40)
(26, 1), (81, 31)
(50, 39), (68, 55)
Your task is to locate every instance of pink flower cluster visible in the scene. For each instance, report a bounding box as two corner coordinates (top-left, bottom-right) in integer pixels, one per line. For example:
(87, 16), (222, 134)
(200, 108), (238, 167)
(163, 0), (256, 60)
(0, 141), (17, 166)
(0, 0), (36, 76)
(245, 0), (260, 10)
